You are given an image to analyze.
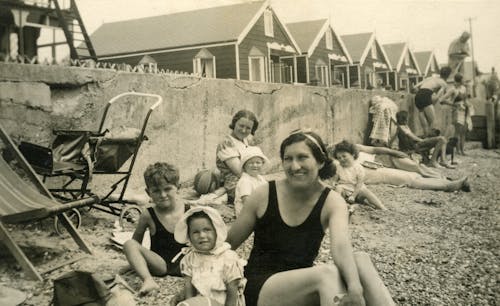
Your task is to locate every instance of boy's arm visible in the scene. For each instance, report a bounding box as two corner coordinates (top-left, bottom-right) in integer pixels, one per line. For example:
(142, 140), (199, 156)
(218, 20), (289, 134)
(131, 210), (150, 242)
(184, 276), (196, 299)
(224, 279), (240, 306)
(400, 125), (423, 142)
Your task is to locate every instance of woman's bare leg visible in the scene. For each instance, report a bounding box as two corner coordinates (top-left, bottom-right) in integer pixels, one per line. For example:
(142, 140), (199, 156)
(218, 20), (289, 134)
(354, 252), (396, 306)
(123, 239), (167, 294)
(418, 110), (430, 137)
(257, 265), (346, 306)
(408, 176), (467, 191)
(429, 136), (447, 165)
(418, 105), (436, 136)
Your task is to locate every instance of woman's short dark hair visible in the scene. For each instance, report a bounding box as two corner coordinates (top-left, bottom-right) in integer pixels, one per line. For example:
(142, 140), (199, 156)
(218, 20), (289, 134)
(228, 109), (259, 135)
(333, 140), (359, 160)
(279, 131), (335, 179)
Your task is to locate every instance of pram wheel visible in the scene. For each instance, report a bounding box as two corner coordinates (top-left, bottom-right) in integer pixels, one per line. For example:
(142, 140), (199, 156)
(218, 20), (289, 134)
(54, 208), (82, 236)
(119, 205), (142, 231)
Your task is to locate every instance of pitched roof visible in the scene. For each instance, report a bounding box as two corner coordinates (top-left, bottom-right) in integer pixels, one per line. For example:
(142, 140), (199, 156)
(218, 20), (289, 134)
(382, 42), (406, 69)
(340, 32), (373, 63)
(414, 51), (439, 75)
(90, 1), (265, 57)
(413, 51), (432, 73)
(286, 19), (327, 54)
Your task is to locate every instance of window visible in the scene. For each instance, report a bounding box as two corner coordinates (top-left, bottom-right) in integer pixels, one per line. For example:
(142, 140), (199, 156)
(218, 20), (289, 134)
(400, 79), (408, 91)
(264, 10), (274, 37)
(193, 49), (216, 78)
(315, 65), (329, 86)
(332, 67), (346, 87)
(371, 42), (377, 59)
(249, 56), (265, 82)
(404, 52), (410, 66)
(325, 30), (333, 50)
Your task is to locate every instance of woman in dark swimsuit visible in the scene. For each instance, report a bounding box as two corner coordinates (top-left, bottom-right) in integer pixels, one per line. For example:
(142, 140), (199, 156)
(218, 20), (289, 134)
(227, 131), (394, 306)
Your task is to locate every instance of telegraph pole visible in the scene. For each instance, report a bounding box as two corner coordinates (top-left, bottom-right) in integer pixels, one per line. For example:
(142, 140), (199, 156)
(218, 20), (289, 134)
(467, 17), (476, 96)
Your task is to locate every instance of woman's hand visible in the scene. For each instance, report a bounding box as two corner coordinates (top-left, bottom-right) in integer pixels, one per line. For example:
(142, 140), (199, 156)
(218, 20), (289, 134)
(347, 195), (356, 204)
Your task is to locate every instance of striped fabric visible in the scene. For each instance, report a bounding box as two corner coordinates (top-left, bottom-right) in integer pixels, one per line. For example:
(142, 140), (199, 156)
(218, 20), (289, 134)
(0, 157), (97, 224)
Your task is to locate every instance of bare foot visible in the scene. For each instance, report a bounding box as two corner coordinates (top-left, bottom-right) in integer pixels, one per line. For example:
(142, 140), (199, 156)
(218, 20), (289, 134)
(439, 162), (456, 169)
(139, 278), (159, 295)
(430, 161), (444, 169)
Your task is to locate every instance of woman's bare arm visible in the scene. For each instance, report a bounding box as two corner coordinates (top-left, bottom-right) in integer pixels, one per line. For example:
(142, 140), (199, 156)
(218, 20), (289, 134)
(325, 193), (365, 304)
(227, 184), (267, 249)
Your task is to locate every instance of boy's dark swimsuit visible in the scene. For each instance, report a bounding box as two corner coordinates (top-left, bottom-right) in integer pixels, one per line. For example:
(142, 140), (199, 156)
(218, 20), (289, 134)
(415, 88), (434, 110)
(148, 207), (185, 276)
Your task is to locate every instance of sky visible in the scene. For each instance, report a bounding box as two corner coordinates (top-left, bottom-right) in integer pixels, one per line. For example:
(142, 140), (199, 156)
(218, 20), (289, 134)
(69, 0), (499, 73)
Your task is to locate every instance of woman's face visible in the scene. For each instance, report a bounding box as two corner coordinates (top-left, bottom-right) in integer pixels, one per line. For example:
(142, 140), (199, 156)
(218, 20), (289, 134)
(282, 141), (322, 187)
(231, 117), (254, 141)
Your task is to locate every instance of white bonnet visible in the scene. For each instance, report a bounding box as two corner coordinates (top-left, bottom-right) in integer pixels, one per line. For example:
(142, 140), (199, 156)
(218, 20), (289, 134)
(174, 206), (227, 247)
(239, 146), (269, 172)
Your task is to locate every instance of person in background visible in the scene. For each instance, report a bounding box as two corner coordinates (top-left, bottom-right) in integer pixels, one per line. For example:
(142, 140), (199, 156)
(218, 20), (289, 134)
(413, 67), (452, 136)
(215, 110), (259, 204)
(390, 110), (455, 168)
(234, 146), (269, 215)
(440, 73), (469, 156)
(448, 31), (470, 76)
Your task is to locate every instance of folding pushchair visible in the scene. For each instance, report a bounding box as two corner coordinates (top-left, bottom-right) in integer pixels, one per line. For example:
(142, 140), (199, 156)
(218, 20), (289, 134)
(19, 92), (163, 231)
(0, 123), (99, 281)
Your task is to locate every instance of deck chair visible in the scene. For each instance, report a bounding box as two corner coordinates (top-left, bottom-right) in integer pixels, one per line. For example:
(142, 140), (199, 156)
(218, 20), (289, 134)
(0, 123), (99, 281)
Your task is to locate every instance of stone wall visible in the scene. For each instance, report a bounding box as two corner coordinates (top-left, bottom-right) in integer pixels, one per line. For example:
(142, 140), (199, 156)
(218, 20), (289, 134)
(0, 63), (454, 192)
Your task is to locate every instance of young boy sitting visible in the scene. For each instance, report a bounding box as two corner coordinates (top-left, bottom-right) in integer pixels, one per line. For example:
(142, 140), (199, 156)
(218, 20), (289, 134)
(391, 110), (455, 169)
(122, 162), (186, 295)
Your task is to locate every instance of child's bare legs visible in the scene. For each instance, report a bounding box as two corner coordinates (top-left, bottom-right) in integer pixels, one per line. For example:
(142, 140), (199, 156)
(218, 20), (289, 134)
(123, 239), (167, 294)
(454, 123), (466, 155)
(357, 186), (387, 210)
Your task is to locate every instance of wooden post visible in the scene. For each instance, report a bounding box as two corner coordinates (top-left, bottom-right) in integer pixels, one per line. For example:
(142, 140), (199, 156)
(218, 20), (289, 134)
(485, 100), (496, 148)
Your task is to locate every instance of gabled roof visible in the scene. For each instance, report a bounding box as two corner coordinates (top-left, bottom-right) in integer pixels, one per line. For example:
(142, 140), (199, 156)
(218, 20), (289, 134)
(382, 43), (406, 69)
(90, 1), (267, 57)
(341, 32), (372, 63)
(287, 19), (325, 55)
(382, 42), (421, 74)
(414, 51), (439, 75)
(287, 19), (352, 63)
(341, 32), (391, 69)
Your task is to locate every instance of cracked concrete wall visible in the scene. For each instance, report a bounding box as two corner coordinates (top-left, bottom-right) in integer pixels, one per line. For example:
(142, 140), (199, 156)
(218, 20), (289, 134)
(1, 63), (443, 193)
